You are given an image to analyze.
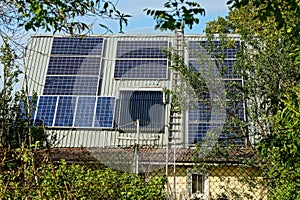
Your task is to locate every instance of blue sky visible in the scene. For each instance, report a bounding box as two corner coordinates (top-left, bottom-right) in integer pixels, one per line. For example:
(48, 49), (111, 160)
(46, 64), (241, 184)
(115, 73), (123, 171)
(99, 0), (229, 34)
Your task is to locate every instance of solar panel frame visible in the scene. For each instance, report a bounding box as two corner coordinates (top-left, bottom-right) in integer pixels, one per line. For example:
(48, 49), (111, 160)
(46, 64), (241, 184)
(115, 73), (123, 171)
(35, 96), (58, 126)
(188, 40), (240, 59)
(188, 122), (211, 143)
(54, 96), (77, 127)
(114, 40), (169, 79)
(114, 60), (168, 79)
(74, 96), (97, 127)
(43, 76), (99, 95)
(116, 41), (168, 58)
(20, 96), (38, 124)
(44, 36), (104, 96)
(94, 97), (115, 128)
(51, 37), (103, 55)
(187, 38), (243, 145)
(47, 57), (101, 75)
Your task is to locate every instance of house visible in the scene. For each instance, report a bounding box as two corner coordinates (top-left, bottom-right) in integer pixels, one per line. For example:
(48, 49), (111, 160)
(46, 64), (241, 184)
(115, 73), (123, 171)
(23, 34), (265, 199)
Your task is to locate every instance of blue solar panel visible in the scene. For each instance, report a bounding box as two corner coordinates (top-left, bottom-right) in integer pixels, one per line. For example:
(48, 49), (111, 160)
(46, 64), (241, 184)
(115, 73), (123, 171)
(188, 100), (245, 144)
(114, 60), (168, 79)
(189, 60), (221, 77)
(189, 122), (240, 145)
(226, 101), (245, 120)
(115, 40), (169, 79)
(188, 102), (211, 122)
(116, 41), (168, 58)
(220, 127), (244, 146)
(20, 96), (37, 123)
(47, 57), (101, 75)
(225, 79), (243, 96)
(32, 95), (116, 128)
(54, 96), (76, 127)
(35, 96), (57, 126)
(189, 41), (239, 59)
(189, 59), (241, 79)
(188, 123), (210, 143)
(94, 97), (115, 128)
(222, 60), (240, 78)
(74, 97), (96, 127)
(43, 76), (98, 95)
(51, 37), (103, 55)
(186, 38), (243, 145)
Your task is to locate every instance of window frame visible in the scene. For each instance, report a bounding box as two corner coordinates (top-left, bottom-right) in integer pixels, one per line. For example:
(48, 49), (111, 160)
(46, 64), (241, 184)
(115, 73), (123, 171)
(115, 88), (166, 133)
(187, 169), (209, 199)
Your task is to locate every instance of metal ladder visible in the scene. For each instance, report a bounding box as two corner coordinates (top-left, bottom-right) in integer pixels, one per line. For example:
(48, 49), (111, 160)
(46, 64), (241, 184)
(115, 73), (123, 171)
(169, 28), (185, 142)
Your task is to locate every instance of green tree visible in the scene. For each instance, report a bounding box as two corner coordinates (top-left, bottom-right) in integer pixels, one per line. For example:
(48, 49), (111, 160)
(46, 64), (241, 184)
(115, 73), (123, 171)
(206, 2), (300, 198)
(0, 39), (43, 148)
(204, 0), (298, 146)
(0, 39), (23, 147)
(0, 0), (131, 36)
(259, 85), (300, 199)
(0, 147), (166, 199)
(228, 0), (300, 62)
(144, 0), (205, 31)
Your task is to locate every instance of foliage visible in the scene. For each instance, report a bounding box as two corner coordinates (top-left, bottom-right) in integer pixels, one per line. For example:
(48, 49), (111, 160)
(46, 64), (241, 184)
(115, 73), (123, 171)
(205, 1), (298, 144)
(258, 85), (300, 199)
(0, 39), (44, 148)
(144, 0), (205, 31)
(227, 0), (300, 63)
(228, 0), (300, 36)
(0, 145), (166, 199)
(205, 16), (232, 34)
(205, 1), (300, 199)
(0, 0), (132, 146)
(0, 0), (131, 35)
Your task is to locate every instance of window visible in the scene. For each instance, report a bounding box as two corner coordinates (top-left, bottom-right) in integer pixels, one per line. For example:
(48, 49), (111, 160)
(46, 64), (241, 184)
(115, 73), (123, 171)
(187, 169), (209, 199)
(192, 174), (205, 194)
(115, 90), (165, 133)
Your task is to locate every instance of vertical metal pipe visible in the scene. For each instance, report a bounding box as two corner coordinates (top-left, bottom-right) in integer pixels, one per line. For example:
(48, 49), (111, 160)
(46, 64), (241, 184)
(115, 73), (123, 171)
(173, 141), (176, 199)
(136, 119), (140, 174)
(165, 125), (169, 198)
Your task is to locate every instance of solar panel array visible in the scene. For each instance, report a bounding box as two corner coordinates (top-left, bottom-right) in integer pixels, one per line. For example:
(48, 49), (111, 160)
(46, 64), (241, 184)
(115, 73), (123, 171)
(114, 40), (169, 79)
(20, 96), (36, 123)
(187, 39), (244, 144)
(34, 37), (115, 129)
(29, 36), (245, 141)
(94, 97), (115, 128)
(34, 96), (115, 128)
(44, 37), (103, 96)
(189, 41), (240, 78)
